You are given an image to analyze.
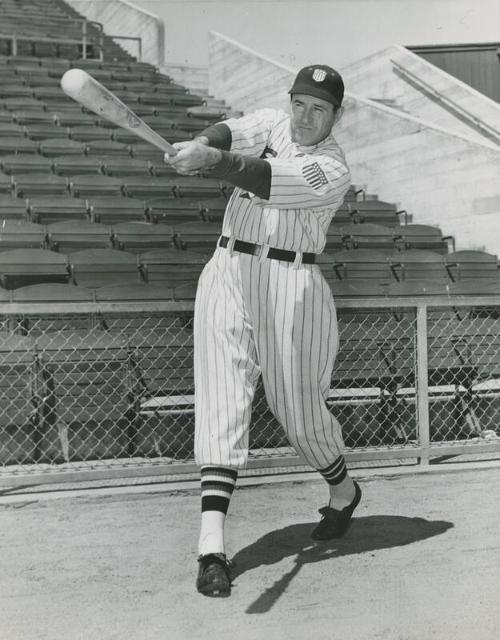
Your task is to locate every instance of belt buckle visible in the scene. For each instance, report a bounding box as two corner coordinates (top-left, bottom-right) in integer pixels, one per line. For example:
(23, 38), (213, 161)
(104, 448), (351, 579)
(258, 243), (270, 263)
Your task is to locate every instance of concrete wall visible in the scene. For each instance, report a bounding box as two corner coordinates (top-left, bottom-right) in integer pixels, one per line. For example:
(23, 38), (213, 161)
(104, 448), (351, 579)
(161, 64), (208, 96)
(65, 0), (164, 67)
(340, 44), (500, 147)
(208, 32), (500, 255)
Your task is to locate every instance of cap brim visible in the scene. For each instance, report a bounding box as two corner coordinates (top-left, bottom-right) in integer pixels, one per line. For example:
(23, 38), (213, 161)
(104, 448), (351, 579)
(288, 85), (342, 107)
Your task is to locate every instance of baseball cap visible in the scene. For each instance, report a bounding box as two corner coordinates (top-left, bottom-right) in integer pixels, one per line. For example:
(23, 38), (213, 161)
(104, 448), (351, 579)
(288, 65), (344, 107)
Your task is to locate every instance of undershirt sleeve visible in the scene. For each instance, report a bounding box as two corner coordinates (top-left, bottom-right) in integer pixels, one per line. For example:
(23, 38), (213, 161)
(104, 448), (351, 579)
(203, 150), (271, 199)
(197, 123), (232, 151)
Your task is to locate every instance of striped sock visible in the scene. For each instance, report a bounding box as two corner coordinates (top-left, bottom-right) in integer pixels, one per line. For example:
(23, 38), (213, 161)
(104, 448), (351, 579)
(198, 466), (238, 556)
(318, 455), (347, 486)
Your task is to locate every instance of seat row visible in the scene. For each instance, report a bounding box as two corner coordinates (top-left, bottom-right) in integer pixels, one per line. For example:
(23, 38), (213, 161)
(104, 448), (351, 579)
(0, 172), (229, 199)
(0, 243), (496, 291)
(0, 194), (229, 224)
(0, 54), (159, 74)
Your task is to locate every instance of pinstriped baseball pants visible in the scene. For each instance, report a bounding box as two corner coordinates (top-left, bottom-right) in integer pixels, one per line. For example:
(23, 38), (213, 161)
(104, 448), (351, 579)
(193, 247), (345, 470)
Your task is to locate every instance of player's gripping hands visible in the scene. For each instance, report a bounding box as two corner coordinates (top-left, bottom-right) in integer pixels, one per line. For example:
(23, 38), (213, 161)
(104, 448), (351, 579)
(165, 140), (222, 176)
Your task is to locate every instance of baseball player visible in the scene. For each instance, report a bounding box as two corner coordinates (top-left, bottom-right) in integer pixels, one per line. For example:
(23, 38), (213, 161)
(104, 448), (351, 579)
(166, 65), (362, 597)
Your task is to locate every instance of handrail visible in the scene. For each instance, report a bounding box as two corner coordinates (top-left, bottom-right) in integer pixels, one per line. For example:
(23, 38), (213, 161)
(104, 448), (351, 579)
(390, 58), (500, 146)
(107, 34), (142, 62)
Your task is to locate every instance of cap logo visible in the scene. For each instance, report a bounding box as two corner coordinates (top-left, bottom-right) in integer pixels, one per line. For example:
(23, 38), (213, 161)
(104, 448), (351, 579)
(312, 68), (327, 82)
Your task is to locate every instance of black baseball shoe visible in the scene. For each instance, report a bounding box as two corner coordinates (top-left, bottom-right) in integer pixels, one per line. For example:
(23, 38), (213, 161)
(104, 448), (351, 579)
(196, 553), (232, 597)
(312, 481), (362, 541)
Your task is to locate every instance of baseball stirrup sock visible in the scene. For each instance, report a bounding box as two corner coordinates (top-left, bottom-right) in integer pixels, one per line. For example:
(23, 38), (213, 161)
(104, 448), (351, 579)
(318, 455), (347, 486)
(199, 466), (238, 556)
(200, 466), (238, 513)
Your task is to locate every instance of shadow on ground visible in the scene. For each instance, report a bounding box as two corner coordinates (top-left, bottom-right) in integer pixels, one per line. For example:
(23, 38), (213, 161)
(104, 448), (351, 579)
(231, 515), (453, 614)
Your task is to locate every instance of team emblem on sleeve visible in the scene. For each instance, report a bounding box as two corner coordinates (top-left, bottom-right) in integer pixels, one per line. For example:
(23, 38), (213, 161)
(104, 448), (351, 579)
(312, 69), (327, 82)
(303, 162), (329, 189)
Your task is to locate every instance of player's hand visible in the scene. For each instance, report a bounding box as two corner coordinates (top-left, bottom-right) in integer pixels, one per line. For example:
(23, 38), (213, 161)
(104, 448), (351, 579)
(164, 141), (221, 175)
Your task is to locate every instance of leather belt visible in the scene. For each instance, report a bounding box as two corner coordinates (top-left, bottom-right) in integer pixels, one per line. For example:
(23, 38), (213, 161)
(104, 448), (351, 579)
(218, 236), (316, 264)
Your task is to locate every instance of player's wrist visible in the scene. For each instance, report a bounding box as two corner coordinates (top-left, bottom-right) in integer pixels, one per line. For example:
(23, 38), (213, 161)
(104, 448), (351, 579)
(193, 135), (210, 146)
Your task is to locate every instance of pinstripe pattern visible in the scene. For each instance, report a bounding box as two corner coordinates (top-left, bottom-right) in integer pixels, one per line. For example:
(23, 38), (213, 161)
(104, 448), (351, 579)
(221, 108), (351, 253)
(194, 107), (350, 473)
(194, 248), (344, 469)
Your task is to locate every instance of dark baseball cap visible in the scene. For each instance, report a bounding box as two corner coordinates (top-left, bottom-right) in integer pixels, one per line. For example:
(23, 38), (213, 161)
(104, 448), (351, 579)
(288, 65), (344, 107)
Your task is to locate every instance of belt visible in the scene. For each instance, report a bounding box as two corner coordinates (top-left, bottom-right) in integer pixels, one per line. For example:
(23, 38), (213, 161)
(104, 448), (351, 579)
(218, 236), (316, 264)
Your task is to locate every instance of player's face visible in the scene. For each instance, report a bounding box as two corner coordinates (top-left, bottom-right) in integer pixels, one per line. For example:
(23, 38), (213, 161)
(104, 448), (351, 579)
(290, 94), (337, 146)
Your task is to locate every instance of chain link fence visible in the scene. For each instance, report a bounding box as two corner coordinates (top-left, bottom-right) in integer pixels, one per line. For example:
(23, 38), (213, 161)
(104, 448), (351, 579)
(1, 299), (499, 483)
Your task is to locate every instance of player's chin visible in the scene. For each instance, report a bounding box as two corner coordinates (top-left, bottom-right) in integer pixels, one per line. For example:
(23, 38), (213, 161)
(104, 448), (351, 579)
(291, 129), (317, 146)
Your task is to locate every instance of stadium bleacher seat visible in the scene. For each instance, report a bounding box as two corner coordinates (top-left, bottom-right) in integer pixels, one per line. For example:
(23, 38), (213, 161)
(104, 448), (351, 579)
(28, 196), (88, 224)
(11, 282), (94, 302)
(139, 248), (207, 285)
(121, 176), (177, 199)
(0, 136), (38, 154)
(445, 250), (500, 281)
(347, 200), (402, 227)
(147, 198), (206, 224)
(0, 331), (41, 464)
(13, 110), (55, 125)
(13, 173), (68, 197)
(332, 249), (393, 282)
(394, 224), (452, 253)
(85, 139), (130, 156)
(86, 196), (146, 224)
(100, 157), (151, 177)
(69, 248), (140, 288)
(0, 122), (25, 137)
(68, 174), (124, 197)
(0, 247), (69, 289)
(39, 138), (86, 156)
(198, 197), (228, 222)
(51, 155), (102, 176)
(173, 221), (222, 252)
(47, 220), (111, 252)
(111, 221), (174, 252)
(0, 219), (46, 250)
(54, 111), (97, 127)
(341, 222), (396, 252)
(70, 125), (113, 142)
(1, 154), (53, 174)
(0, 195), (28, 220)
(172, 176), (226, 199)
(389, 249), (450, 283)
(33, 329), (135, 462)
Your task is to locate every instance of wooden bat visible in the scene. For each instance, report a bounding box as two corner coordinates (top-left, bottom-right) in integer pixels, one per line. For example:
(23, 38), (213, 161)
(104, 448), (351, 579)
(60, 68), (178, 155)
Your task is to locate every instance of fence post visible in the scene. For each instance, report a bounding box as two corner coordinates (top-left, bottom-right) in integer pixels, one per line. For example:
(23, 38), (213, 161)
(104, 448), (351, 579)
(416, 304), (430, 464)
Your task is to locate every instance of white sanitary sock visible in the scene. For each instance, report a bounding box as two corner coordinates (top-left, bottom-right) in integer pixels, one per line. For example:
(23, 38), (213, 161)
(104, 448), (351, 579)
(198, 510), (226, 556)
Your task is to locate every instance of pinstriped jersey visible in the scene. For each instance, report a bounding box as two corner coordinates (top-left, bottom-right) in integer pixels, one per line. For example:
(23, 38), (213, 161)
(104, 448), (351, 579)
(221, 108), (351, 253)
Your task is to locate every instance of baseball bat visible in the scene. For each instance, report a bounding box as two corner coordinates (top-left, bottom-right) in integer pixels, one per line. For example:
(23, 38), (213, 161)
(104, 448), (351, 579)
(60, 68), (178, 155)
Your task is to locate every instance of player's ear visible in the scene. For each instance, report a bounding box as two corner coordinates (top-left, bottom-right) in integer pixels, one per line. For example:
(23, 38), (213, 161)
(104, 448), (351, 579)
(333, 106), (344, 126)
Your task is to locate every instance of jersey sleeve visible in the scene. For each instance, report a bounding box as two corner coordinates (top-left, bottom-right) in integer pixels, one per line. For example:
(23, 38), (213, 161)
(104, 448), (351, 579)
(261, 149), (351, 210)
(222, 108), (284, 157)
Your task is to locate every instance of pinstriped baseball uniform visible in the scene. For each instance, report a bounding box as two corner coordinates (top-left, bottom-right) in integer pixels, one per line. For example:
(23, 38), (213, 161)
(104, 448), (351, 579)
(194, 108), (351, 470)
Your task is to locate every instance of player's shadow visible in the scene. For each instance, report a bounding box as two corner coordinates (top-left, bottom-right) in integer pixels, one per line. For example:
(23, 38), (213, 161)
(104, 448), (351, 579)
(231, 514), (453, 614)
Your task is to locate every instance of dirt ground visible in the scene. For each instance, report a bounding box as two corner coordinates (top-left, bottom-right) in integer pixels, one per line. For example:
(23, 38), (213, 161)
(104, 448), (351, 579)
(1, 465), (499, 640)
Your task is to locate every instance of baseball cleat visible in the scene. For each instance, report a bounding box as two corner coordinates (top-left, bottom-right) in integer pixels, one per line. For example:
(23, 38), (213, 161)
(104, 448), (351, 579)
(312, 481), (362, 540)
(196, 553), (232, 597)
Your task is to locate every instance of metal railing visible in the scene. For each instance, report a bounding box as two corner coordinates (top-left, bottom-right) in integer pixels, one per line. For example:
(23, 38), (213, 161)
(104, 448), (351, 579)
(390, 58), (500, 146)
(0, 295), (500, 486)
(107, 35), (142, 62)
(0, 19), (105, 60)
